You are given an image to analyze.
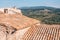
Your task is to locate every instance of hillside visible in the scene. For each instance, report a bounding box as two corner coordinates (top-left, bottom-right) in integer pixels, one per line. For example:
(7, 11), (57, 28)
(20, 6), (60, 24)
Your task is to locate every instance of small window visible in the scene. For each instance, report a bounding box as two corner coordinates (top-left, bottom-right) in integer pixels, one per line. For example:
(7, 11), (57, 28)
(4, 9), (8, 13)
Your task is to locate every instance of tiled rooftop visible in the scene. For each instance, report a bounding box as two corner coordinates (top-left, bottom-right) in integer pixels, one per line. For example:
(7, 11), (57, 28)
(0, 8), (39, 30)
(22, 24), (60, 40)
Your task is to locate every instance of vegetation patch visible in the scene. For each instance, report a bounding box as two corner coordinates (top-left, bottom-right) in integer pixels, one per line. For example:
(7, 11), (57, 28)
(21, 6), (60, 24)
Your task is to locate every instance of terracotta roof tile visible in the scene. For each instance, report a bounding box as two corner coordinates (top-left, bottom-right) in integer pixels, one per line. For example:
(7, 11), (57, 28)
(22, 24), (60, 40)
(0, 13), (39, 30)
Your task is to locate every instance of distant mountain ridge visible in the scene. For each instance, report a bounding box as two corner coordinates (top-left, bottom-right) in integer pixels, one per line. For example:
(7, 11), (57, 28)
(19, 6), (60, 13)
(20, 6), (56, 9)
(20, 6), (60, 10)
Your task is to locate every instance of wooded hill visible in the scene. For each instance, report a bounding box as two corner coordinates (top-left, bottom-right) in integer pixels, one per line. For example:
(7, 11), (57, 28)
(20, 6), (60, 24)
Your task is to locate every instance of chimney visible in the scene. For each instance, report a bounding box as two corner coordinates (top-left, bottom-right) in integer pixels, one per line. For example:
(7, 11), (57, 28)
(4, 9), (8, 13)
(13, 6), (16, 9)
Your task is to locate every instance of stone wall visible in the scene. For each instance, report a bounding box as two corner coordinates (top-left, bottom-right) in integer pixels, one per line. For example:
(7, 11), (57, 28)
(0, 24), (30, 40)
(0, 25), (6, 40)
(0, 24), (16, 40)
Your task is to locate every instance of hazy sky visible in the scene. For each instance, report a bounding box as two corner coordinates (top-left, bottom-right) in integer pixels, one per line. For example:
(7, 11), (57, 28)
(0, 0), (60, 8)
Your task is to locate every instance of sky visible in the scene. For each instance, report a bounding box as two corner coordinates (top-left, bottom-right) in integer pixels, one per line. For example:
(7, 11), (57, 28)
(0, 0), (60, 8)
